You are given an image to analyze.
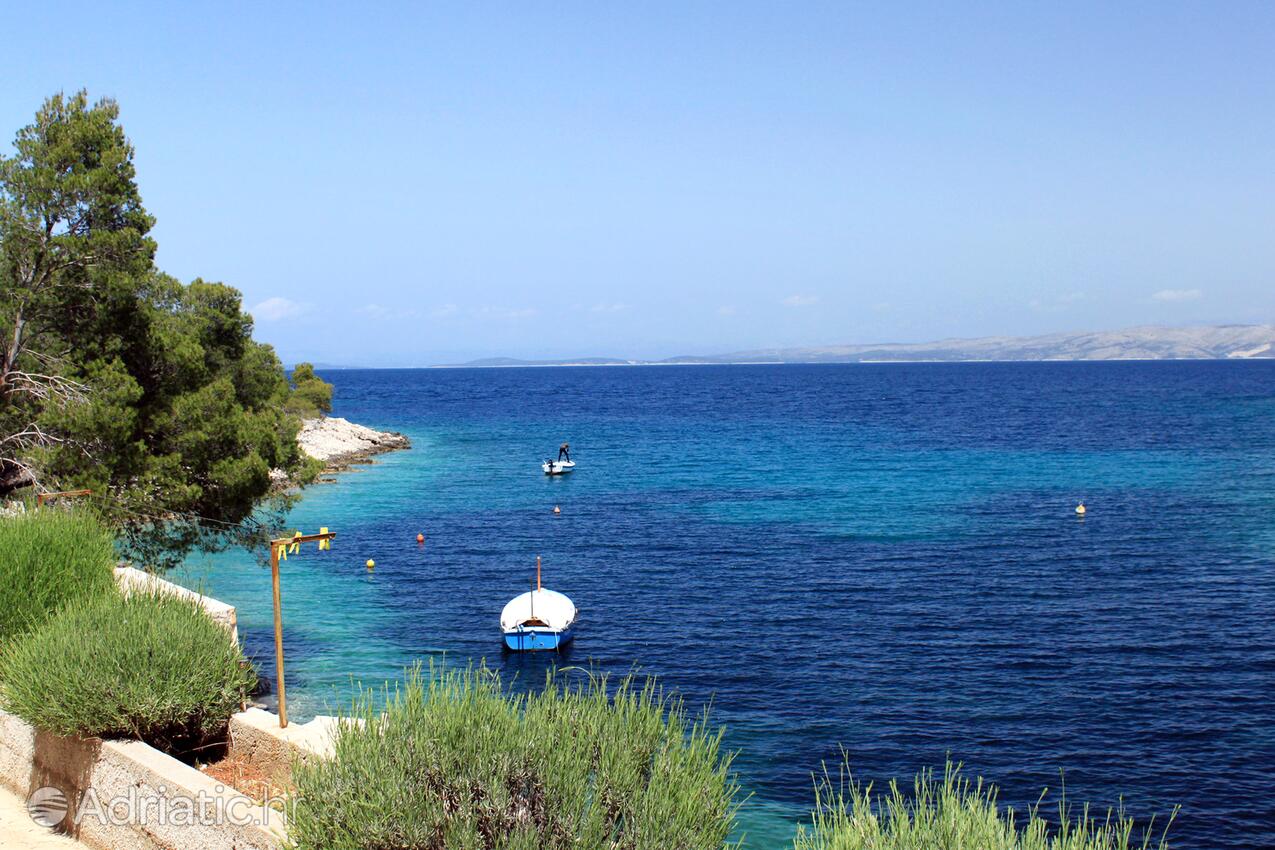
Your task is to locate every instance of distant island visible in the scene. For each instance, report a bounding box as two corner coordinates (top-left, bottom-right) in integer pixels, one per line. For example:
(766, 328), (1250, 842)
(442, 323), (1275, 367)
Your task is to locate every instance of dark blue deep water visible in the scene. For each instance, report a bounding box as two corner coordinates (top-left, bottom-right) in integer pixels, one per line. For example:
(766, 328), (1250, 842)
(178, 362), (1275, 848)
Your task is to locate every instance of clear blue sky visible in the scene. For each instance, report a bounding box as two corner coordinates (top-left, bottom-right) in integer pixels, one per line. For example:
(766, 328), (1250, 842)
(4, 3), (1273, 365)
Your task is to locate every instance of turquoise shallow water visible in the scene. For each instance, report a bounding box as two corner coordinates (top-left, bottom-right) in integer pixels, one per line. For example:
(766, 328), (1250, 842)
(173, 362), (1275, 849)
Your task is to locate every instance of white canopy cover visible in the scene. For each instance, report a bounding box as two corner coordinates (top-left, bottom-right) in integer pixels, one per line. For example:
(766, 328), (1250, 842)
(500, 588), (577, 632)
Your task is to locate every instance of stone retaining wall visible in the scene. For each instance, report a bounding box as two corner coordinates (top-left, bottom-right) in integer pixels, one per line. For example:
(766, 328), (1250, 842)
(0, 708), (284, 850)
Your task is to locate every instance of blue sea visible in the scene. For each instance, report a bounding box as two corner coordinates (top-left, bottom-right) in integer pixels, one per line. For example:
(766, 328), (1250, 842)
(175, 362), (1275, 849)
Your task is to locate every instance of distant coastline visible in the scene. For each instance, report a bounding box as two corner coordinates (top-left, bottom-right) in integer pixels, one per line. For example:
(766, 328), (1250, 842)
(429, 323), (1275, 368)
(430, 359), (1275, 369)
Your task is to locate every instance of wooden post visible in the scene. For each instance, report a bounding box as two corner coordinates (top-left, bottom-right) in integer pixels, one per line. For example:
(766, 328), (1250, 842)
(271, 541), (288, 728)
(266, 530), (335, 729)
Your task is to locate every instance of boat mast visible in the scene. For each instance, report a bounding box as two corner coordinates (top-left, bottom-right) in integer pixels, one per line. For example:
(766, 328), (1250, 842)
(529, 555), (539, 621)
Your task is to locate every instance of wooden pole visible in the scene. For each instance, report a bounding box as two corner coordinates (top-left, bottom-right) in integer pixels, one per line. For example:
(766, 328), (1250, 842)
(271, 542), (288, 728)
(266, 531), (334, 730)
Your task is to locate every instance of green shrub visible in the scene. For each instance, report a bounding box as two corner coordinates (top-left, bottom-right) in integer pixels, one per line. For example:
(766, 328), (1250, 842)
(289, 663), (741, 850)
(793, 759), (1175, 850)
(0, 588), (257, 757)
(291, 379), (332, 416)
(0, 508), (117, 645)
(283, 394), (321, 419)
(287, 362), (332, 418)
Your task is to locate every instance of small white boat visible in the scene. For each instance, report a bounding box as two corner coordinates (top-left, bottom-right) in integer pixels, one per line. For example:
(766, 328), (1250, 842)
(501, 557), (578, 651)
(542, 459), (576, 475)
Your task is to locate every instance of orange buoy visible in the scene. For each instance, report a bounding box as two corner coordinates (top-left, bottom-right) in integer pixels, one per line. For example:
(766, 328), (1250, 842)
(553, 505), (561, 515)
(416, 533), (425, 543)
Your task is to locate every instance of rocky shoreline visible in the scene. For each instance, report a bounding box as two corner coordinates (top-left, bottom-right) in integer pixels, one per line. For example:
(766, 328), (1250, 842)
(295, 416), (411, 473)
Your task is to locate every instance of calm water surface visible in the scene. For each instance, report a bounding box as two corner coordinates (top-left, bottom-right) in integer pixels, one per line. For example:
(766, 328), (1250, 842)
(176, 363), (1275, 849)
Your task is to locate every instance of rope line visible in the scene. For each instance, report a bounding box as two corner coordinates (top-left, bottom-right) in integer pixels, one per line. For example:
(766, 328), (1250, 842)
(81, 490), (270, 536)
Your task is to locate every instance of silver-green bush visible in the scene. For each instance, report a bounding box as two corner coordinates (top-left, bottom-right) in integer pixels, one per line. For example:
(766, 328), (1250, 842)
(289, 663), (741, 850)
(0, 588), (256, 757)
(0, 508), (117, 645)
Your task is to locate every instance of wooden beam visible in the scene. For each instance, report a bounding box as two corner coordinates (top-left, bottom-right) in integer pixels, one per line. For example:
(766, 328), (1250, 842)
(36, 488), (92, 507)
(270, 532), (336, 546)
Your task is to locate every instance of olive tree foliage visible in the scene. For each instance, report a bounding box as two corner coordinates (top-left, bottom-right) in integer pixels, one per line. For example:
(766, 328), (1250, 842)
(0, 91), (311, 567)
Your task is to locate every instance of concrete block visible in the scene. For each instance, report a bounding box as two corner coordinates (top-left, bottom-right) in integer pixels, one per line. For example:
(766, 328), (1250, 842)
(228, 708), (340, 787)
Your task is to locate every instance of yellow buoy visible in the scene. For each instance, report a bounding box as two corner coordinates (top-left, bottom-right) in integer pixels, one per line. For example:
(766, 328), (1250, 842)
(365, 559), (375, 569)
(1075, 503), (1086, 516)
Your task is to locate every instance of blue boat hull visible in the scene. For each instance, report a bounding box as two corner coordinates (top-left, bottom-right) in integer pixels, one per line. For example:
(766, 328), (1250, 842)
(503, 626), (574, 652)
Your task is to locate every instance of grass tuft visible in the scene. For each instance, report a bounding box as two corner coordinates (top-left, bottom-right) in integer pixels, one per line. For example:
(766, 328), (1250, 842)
(0, 587), (257, 757)
(288, 661), (742, 850)
(792, 758), (1176, 850)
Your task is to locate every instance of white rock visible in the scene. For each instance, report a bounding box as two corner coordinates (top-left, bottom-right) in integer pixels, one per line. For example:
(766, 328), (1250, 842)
(296, 417), (408, 464)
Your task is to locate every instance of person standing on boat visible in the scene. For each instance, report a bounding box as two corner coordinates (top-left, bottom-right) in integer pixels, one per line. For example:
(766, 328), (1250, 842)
(558, 442), (570, 462)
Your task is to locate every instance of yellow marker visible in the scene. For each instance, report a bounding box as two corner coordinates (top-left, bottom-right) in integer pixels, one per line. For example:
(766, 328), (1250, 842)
(319, 527), (331, 550)
(366, 559), (375, 569)
(1075, 503), (1086, 516)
